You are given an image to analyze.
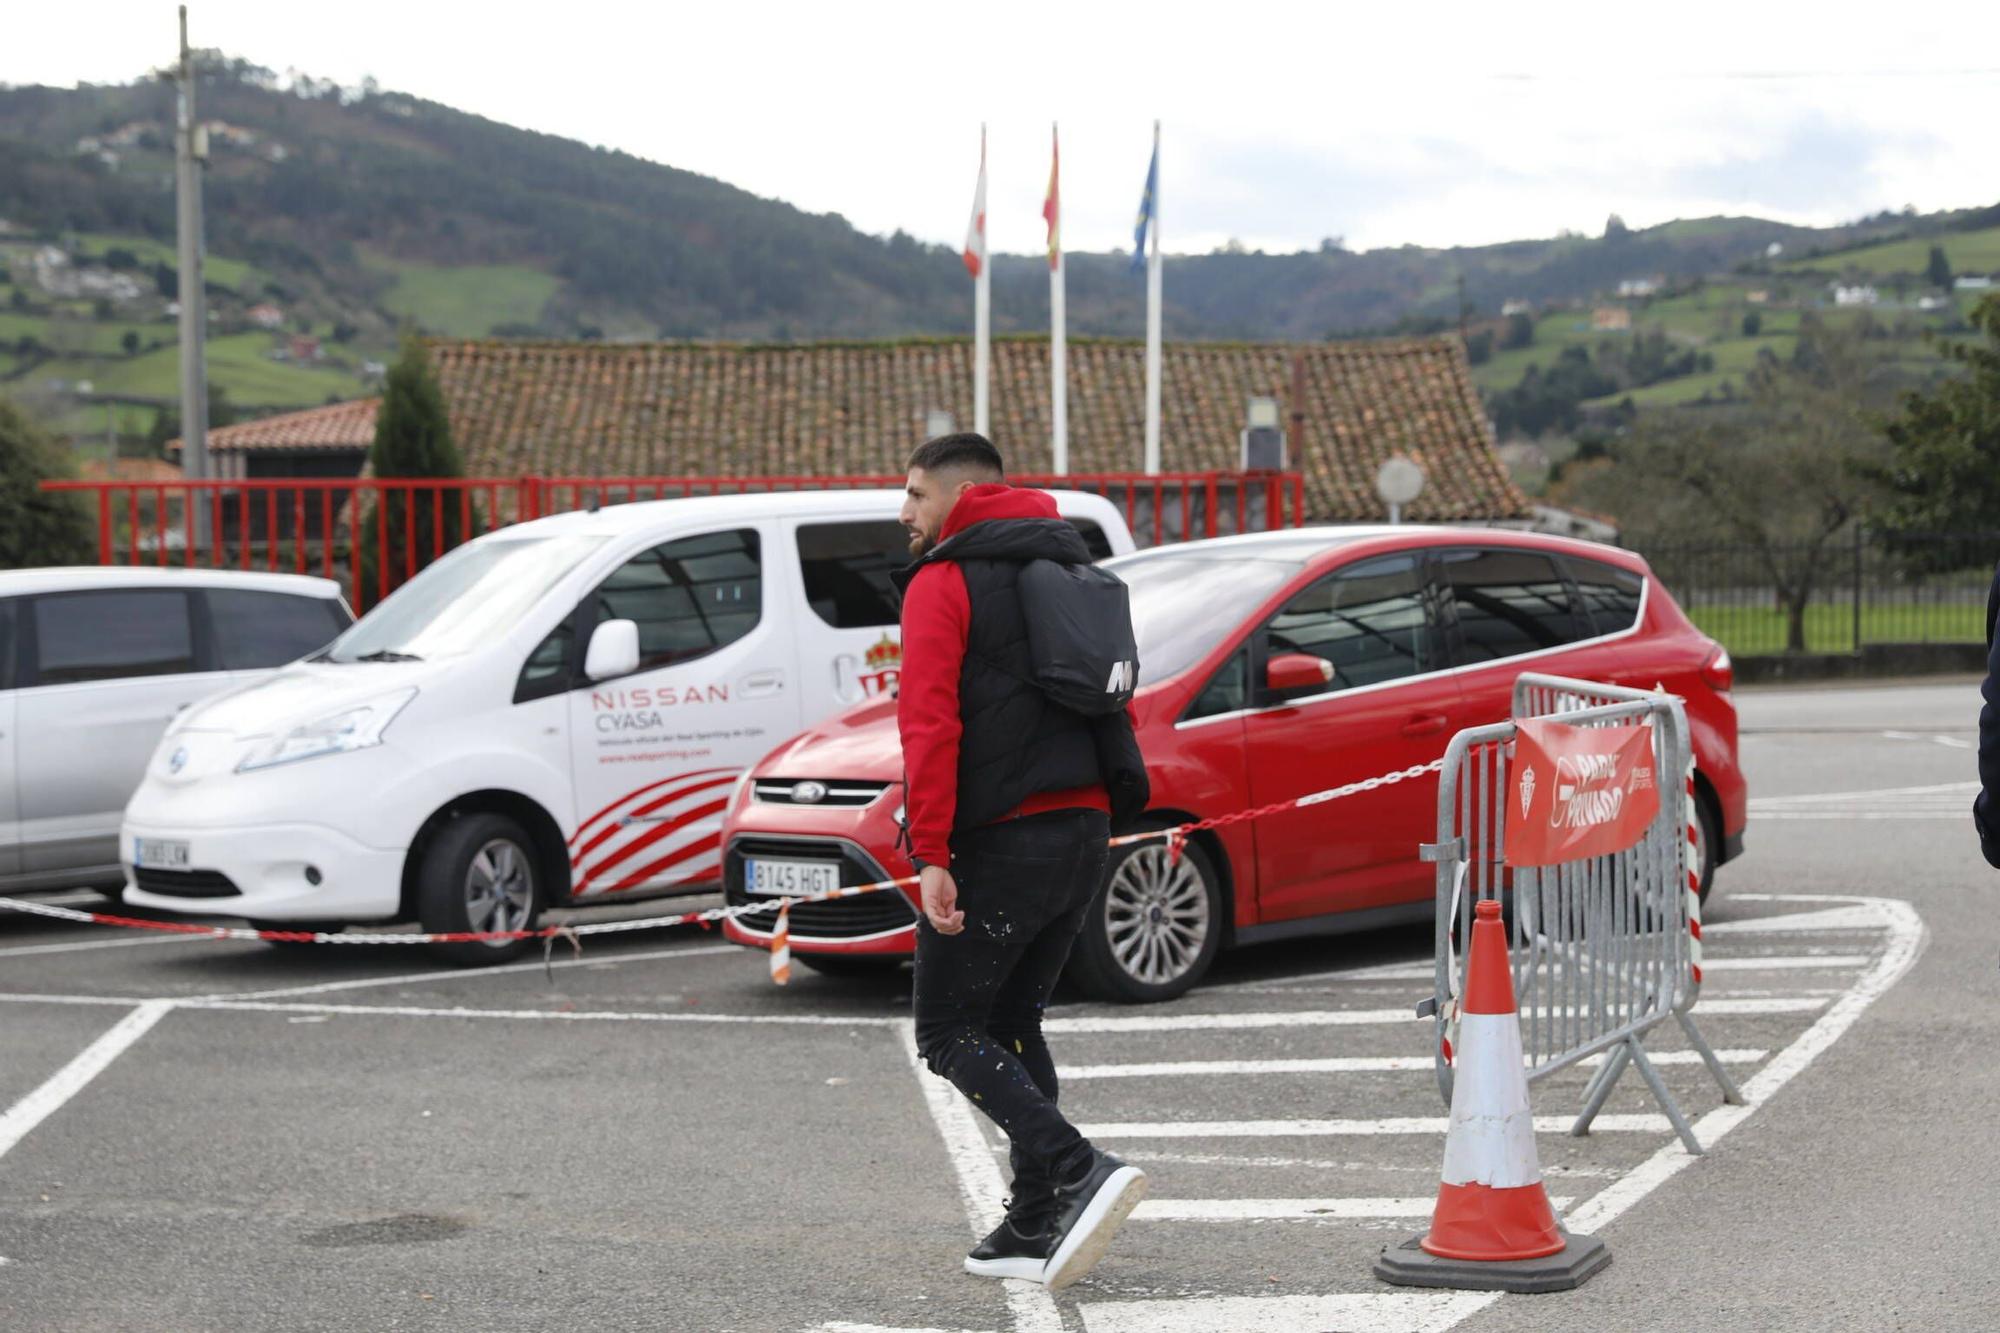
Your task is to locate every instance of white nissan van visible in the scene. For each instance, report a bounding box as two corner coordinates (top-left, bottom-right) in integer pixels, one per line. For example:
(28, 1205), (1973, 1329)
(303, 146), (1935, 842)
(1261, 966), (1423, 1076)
(121, 489), (1133, 962)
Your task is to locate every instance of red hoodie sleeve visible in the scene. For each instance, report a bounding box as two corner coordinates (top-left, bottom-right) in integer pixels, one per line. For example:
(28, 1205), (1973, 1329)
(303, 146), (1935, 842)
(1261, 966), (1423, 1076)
(897, 561), (970, 867)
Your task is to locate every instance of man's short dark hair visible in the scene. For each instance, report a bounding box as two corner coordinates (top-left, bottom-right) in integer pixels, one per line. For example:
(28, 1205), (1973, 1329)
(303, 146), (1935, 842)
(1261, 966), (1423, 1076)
(909, 432), (1005, 480)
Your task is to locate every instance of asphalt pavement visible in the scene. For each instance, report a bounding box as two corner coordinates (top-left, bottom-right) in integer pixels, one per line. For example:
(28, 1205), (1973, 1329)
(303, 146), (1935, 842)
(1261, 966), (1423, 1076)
(0, 679), (1992, 1332)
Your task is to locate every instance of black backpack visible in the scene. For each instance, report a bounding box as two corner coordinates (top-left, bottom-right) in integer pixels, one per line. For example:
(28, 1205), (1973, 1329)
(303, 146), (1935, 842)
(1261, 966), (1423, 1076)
(1015, 559), (1140, 716)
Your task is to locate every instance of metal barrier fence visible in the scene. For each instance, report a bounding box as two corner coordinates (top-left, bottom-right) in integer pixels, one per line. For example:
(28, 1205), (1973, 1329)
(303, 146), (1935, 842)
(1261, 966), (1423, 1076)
(1641, 528), (2000, 657)
(1423, 673), (1743, 1154)
(40, 469), (1306, 607)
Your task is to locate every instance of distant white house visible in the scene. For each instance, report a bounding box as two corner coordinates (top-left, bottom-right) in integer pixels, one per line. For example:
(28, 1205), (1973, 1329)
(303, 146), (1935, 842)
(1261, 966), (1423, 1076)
(1833, 284), (1879, 308)
(1616, 278), (1660, 298)
(247, 303), (287, 330)
(1501, 299), (1534, 317)
(1746, 290), (1770, 305)
(1955, 275), (1994, 292)
(1917, 295), (1951, 312)
(1766, 241), (1785, 258)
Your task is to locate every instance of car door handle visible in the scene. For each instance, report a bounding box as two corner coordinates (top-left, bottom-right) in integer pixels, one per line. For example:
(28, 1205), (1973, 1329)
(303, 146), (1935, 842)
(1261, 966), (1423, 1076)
(1400, 712), (1450, 739)
(738, 669), (785, 698)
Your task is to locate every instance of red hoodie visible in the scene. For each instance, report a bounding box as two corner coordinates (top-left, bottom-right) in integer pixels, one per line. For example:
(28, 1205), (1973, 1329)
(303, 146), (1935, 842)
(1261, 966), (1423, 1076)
(897, 485), (1110, 868)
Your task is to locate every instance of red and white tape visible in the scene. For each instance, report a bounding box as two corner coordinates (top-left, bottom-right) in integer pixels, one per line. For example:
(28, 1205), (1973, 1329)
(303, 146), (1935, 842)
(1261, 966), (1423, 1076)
(0, 757), (1449, 973)
(1685, 757), (1704, 987)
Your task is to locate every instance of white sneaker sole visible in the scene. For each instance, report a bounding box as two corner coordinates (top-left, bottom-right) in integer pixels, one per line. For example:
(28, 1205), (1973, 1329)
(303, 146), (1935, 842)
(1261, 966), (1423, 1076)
(962, 1254), (1049, 1281)
(1042, 1165), (1148, 1291)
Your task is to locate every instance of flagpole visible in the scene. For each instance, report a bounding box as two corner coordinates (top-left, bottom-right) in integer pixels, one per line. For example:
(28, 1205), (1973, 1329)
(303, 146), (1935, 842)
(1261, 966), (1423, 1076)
(1143, 119), (1163, 476)
(1049, 123), (1068, 475)
(974, 124), (990, 437)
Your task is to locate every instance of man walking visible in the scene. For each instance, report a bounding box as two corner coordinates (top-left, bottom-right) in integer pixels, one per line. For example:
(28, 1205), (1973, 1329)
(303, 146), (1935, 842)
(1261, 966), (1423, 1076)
(893, 433), (1149, 1290)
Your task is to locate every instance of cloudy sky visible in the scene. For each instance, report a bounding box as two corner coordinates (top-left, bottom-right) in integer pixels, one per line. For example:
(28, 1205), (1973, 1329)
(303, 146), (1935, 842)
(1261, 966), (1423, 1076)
(9, 2), (1999, 257)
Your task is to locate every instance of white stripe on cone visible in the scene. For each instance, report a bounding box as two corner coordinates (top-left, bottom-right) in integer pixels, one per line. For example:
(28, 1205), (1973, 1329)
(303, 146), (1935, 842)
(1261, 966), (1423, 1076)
(769, 903), (791, 986)
(1439, 1012), (1543, 1190)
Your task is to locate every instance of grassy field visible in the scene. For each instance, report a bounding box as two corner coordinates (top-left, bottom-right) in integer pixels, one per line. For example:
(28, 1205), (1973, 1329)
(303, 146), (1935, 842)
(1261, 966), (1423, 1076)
(33, 332), (369, 407)
(363, 251), (559, 337)
(71, 232), (263, 294)
(1687, 602), (1984, 656)
(1779, 225), (2000, 278)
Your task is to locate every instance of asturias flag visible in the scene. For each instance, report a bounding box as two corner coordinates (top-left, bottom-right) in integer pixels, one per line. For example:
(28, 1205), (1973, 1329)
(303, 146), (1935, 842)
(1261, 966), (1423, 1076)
(963, 129), (987, 280)
(1131, 143), (1158, 273)
(1043, 127), (1061, 272)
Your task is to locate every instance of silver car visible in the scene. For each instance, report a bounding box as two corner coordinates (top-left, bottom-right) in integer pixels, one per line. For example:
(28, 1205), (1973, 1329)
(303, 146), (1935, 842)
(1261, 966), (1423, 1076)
(0, 567), (352, 896)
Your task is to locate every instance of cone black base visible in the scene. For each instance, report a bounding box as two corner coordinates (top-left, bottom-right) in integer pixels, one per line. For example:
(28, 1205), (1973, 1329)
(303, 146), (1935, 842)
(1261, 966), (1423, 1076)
(1373, 1228), (1610, 1293)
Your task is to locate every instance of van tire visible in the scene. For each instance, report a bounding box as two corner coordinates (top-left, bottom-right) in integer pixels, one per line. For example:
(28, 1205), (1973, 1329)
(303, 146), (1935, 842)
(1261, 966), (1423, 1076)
(415, 813), (544, 966)
(1066, 834), (1223, 1004)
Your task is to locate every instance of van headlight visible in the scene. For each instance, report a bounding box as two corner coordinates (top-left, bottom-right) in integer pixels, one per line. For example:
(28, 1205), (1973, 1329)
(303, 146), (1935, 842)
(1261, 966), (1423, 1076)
(236, 689), (417, 773)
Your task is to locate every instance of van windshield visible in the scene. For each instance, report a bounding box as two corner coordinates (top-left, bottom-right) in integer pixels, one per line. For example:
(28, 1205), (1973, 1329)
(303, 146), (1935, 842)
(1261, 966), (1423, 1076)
(321, 536), (607, 664)
(1105, 550), (1307, 683)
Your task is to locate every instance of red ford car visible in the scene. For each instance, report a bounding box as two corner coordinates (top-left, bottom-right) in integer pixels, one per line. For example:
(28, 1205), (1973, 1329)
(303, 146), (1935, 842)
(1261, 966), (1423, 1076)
(720, 526), (1744, 1002)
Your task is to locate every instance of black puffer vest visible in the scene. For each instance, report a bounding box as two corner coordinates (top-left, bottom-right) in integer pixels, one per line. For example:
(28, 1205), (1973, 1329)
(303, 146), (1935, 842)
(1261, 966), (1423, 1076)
(893, 515), (1106, 831)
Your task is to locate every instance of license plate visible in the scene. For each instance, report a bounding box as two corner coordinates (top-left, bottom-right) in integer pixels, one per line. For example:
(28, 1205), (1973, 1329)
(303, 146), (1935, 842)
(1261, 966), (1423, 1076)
(134, 837), (190, 870)
(745, 858), (840, 898)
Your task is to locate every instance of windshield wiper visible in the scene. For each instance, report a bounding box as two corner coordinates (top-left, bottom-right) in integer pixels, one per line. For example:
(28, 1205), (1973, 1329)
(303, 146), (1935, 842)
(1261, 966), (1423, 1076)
(351, 649), (423, 663)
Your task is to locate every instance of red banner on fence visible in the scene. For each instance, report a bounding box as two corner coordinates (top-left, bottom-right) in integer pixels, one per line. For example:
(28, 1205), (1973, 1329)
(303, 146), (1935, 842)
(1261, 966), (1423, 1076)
(1505, 718), (1660, 867)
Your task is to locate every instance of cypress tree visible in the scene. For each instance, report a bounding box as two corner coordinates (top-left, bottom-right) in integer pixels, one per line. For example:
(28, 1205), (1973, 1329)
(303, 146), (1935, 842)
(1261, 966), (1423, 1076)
(358, 338), (471, 607)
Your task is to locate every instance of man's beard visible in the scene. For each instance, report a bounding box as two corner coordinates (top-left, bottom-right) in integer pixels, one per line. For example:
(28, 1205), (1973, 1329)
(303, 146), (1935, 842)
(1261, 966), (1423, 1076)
(907, 529), (933, 557)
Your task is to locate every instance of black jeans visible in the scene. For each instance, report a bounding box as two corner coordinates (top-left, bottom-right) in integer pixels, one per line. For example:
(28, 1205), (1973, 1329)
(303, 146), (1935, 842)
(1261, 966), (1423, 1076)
(913, 808), (1110, 1222)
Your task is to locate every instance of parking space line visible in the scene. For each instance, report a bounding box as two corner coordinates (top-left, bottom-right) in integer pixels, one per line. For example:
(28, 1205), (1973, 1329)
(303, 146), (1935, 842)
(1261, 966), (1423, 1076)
(0, 992), (158, 1007)
(0, 1000), (175, 1162)
(1047, 998), (1819, 1034)
(1075, 1114), (1672, 1139)
(1131, 1194), (1576, 1222)
(184, 998), (902, 1026)
(1077, 1291), (1497, 1333)
(1223, 954), (1868, 989)
(1705, 907), (1887, 934)
(194, 942), (745, 1002)
(895, 1018), (1064, 1333)
(1058, 1048), (1768, 1081)
(1559, 895), (1926, 1239)
(0, 934), (212, 960)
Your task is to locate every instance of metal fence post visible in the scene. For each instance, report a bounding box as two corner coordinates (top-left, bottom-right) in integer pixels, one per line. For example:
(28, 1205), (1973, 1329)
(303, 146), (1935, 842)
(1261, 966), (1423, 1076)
(1852, 524), (1865, 654)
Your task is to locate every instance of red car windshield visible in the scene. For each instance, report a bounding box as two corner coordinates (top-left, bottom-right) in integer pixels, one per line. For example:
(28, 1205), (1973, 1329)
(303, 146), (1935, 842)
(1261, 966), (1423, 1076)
(1108, 550), (1307, 684)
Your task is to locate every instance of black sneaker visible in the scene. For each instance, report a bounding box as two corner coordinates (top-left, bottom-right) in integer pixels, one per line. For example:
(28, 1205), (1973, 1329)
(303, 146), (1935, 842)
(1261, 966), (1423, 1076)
(1041, 1150), (1148, 1290)
(963, 1215), (1052, 1280)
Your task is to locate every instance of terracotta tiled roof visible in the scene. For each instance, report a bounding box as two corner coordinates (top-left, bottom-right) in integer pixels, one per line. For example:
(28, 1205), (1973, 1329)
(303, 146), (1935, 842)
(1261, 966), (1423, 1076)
(170, 398), (380, 454)
(168, 337), (1528, 522)
(76, 456), (184, 483)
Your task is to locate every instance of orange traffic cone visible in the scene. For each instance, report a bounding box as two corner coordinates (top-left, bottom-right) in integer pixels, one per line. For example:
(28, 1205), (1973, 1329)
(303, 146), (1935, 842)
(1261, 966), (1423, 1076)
(1375, 898), (1611, 1293)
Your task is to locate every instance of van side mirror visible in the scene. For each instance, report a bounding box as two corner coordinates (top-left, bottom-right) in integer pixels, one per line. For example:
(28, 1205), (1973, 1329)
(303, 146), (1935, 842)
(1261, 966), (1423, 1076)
(585, 619), (641, 681)
(1266, 652), (1335, 695)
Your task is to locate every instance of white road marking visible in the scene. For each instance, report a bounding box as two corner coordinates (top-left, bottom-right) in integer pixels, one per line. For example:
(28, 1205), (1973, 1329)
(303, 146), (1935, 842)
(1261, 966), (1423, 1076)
(0, 1000), (175, 1162)
(1078, 1291), (1497, 1333)
(1881, 730), (1976, 750)
(1076, 1114), (1670, 1139)
(0, 992), (156, 1007)
(1560, 895), (1926, 1237)
(1233, 954), (1865, 988)
(1131, 1194), (1574, 1221)
(814, 1325), (994, 1333)
(188, 999), (901, 1026)
(1748, 779), (1979, 805)
(1048, 998), (1817, 1034)
(1058, 1048), (1767, 1081)
(1705, 906), (1888, 934)
(895, 1020), (1064, 1333)
(1111, 1148), (1621, 1177)
(1753, 813), (1965, 820)
(0, 934), (212, 960)
(195, 942), (743, 1001)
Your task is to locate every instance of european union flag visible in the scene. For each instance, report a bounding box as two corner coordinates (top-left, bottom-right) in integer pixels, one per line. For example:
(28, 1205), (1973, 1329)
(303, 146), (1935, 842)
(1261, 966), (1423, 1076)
(1131, 145), (1158, 274)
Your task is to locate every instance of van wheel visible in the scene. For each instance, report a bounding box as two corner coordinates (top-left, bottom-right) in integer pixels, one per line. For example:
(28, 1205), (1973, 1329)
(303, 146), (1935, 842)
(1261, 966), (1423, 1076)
(1067, 835), (1222, 1004)
(416, 814), (543, 966)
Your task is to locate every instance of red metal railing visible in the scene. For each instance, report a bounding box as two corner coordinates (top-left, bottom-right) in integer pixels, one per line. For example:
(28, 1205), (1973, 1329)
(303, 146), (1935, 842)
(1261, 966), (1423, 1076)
(41, 471), (1306, 606)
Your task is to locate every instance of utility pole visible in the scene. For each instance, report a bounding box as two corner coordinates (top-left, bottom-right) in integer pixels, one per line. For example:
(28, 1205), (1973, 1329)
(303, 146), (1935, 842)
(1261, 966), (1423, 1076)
(174, 5), (210, 549)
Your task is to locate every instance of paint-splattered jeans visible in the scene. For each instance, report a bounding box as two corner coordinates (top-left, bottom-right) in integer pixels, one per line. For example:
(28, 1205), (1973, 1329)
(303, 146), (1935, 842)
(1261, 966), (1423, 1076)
(913, 808), (1111, 1223)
